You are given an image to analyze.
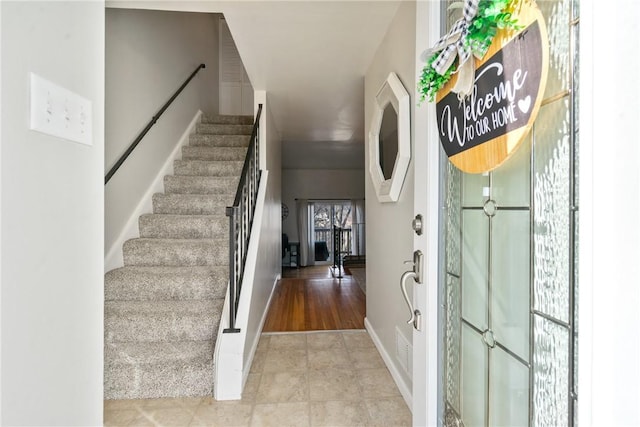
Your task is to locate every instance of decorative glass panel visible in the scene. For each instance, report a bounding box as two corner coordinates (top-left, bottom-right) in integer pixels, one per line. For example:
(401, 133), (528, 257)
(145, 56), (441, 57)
(446, 162), (462, 277)
(572, 22), (580, 202)
(445, 274), (461, 412)
(462, 172), (489, 208)
(533, 315), (569, 427)
(462, 210), (488, 330)
(539, 0), (572, 99)
(491, 133), (532, 208)
(461, 324), (487, 427)
(533, 98), (571, 323)
(490, 347), (529, 427)
(492, 211), (530, 361)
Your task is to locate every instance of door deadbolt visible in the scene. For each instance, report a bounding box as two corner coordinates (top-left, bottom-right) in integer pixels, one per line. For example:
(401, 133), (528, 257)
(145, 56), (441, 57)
(412, 214), (423, 236)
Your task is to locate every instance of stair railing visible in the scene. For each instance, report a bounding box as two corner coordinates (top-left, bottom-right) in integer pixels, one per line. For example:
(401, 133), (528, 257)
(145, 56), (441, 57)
(224, 104), (263, 333)
(105, 63), (206, 184)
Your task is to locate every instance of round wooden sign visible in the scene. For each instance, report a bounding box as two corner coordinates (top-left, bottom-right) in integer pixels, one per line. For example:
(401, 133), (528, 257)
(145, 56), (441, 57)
(436, 1), (549, 174)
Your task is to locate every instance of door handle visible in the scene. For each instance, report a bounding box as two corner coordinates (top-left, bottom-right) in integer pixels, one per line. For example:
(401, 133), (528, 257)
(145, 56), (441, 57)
(400, 250), (423, 330)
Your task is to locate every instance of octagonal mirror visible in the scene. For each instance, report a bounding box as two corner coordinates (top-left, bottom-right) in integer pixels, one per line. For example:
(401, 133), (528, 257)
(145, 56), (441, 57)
(368, 72), (410, 202)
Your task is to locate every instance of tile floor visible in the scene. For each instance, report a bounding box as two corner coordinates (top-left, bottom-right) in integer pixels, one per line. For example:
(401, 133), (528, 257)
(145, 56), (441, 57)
(104, 330), (411, 426)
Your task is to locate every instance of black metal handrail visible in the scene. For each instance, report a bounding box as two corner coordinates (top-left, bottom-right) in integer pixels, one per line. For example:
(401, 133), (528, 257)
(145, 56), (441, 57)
(104, 63), (206, 184)
(224, 104), (263, 333)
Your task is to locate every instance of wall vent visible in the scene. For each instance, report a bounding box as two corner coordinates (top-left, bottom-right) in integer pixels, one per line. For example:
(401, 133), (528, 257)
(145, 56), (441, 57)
(395, 327), (412, 375)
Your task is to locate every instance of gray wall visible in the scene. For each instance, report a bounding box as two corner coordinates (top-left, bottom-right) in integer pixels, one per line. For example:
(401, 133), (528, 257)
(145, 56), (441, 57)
(0, 2), (104, 425)
(105, 8), (220, 254)
(281, 169), (365, 243)
(364, 0), (416, 395)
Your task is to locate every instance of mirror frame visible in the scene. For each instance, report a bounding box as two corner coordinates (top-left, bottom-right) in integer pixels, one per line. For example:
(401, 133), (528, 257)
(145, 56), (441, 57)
(368, 72), (410, 203)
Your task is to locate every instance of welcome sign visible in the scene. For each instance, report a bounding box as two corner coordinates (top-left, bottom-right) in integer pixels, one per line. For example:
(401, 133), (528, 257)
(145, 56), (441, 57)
(436, 2), (549, 173)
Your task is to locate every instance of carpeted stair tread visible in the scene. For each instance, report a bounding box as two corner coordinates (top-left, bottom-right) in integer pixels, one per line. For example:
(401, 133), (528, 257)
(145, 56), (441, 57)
(201, 115), (253, 125)
(152, 193), (231, 215)
(105, 299), (222, 343)
(196, 123), (253, 135)
(106, 341), (213, 366)
(139, 214), (227, 239)
(105, 266), (228, 301)
(123, 238), (228, 266)
(104, 341), (213, 399)
(188, 134), (250, 148)
(173, 160), (243, 177)
(164, 175), (239, 195)
(182, 146), (247, 161)
(104, 113), (253, 399)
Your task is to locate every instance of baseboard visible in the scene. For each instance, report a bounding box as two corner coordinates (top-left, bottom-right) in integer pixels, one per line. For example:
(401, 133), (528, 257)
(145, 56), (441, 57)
(104, 110), (203, 273)
(364, 317), (413, 412)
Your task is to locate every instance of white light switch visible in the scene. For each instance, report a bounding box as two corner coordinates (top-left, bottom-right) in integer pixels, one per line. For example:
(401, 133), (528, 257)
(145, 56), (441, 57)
(29, 73), (92, 146)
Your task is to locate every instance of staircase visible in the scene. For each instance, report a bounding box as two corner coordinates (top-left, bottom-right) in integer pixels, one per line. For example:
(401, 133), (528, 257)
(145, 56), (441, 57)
(104, 114), (253, 400)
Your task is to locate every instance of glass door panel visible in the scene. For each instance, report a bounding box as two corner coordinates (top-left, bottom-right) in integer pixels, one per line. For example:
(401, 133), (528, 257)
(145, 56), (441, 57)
(445, 274), (462, 413)
(492, 211), (530, 362)
(489, 347), (529, 427)
(492, 133), (532, 207)
(533, 98), (572, 324)
(533, 315), (569, 427)
(461, 324), (487, 427)
(463, 172), (489, 207)
(462, 210), (489, 331)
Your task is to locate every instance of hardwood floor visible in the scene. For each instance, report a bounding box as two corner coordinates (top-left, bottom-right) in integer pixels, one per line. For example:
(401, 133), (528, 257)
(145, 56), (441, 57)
(263, 266), (366, 332)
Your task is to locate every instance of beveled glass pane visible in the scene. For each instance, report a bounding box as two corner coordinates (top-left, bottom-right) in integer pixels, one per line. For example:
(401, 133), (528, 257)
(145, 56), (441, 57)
(462, 172), (489, 208)
(539, 0), (572, 99)
(446, 162), (462, 276)
(533, 315), (569, 427)
(461, 324), (487, 427)
(492, 211), (530, 361)
(573, 22), (580, 204)
(489, 347), (529, 427)
(462, 210), (488, 330)
(445, 274), (461, 412)
(492, 134), (532, 208)
(533, 98), (571, 323)
(573, 209), (579, 397)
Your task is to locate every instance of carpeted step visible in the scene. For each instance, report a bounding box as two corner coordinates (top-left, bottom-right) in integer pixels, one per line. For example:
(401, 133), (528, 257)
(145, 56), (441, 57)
(105, 266), (228, 301)
(105, 299), (222, 343)
(152, 193), (231, 215)
(188, 134), (251, 147)
(104, 341), (213, 399)
(123, 238), (228, 266)
(164, 175), (238, 195)
(173, 160), (243, 177)
(196, 123), (253, 135)
(201, 115), (253, 125)
(139, 214), (227, 239)
(182, 146), (247, 161)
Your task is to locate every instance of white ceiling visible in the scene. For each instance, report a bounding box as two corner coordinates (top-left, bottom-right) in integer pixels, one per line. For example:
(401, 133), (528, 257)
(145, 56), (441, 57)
(107, 1), (403, 168)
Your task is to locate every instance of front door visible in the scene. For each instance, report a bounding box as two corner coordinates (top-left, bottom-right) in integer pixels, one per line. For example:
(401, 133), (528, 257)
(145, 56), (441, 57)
(413, 1), (580, 425)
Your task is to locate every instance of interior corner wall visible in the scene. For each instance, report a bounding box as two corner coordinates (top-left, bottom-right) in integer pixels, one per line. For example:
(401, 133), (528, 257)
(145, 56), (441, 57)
(281, 169), (365, 242)
(1, 2), (105, 425)
(364, 0), (416, 392)
(105, 8), (220, 254)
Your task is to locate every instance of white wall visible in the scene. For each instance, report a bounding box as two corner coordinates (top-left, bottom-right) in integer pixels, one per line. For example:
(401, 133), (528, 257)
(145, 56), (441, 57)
(243, 91), (282, 366)
(580, 2), (640, 425)
(0, 2), (104, 425)
(364, 0), (416, 400)
(105, 8), (220, 255)
(281, 169), (365, 242)
(214, 92), (282, 400)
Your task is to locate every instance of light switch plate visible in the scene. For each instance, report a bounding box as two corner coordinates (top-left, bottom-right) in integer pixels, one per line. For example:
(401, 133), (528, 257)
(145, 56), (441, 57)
(29, 73), (92, 145)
